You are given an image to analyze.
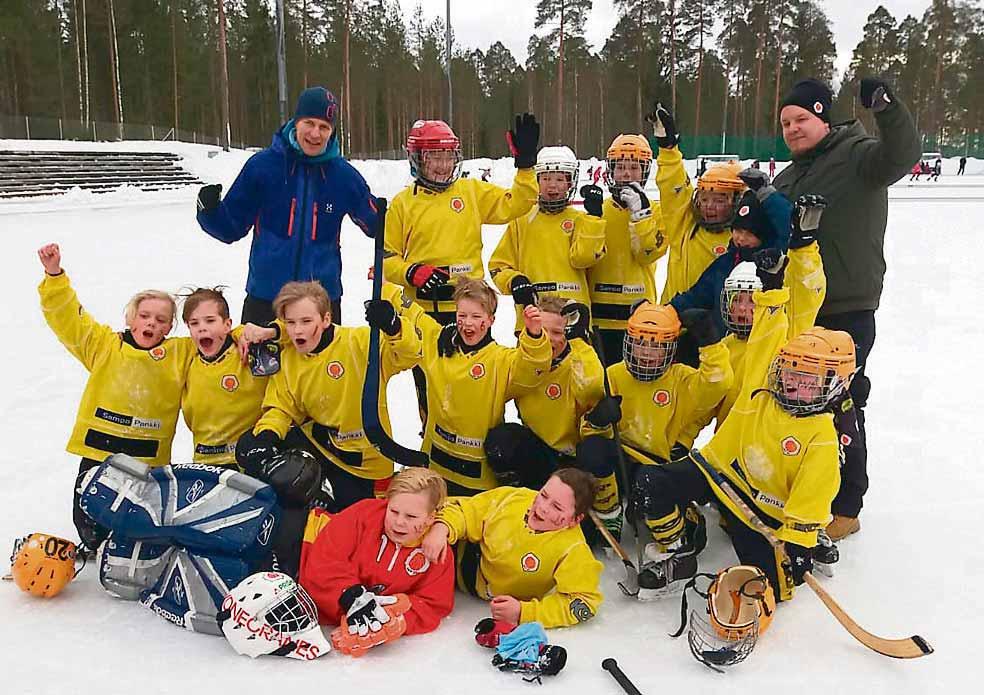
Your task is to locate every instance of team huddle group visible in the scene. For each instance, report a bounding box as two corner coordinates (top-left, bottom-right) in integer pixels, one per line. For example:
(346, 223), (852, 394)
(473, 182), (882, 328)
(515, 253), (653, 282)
(21, 80), (891, 666)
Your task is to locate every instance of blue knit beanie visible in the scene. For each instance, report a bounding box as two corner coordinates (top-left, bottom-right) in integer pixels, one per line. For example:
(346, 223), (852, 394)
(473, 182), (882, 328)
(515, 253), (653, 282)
(294, 87), (338, 125)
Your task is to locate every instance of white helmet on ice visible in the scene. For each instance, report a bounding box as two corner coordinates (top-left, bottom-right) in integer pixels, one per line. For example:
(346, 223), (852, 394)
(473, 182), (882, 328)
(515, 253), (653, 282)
(720, 262), (762, 339)
(218, 572), (332, 660)
(534, 146), (579, 213)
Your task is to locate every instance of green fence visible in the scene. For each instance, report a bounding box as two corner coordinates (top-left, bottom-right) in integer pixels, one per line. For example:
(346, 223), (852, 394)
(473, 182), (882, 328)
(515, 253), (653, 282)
(919, 133), (984, 158)
(678, 134), (790, 161)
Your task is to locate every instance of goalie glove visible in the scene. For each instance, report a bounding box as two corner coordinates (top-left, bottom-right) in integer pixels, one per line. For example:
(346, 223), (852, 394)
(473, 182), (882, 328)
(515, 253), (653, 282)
(338, 584), (399, 637)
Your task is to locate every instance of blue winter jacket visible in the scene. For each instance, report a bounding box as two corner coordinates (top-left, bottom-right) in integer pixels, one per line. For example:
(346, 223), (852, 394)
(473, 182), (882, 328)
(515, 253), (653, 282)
(197, 122), (378, 302)
(669, 190), (793, 334)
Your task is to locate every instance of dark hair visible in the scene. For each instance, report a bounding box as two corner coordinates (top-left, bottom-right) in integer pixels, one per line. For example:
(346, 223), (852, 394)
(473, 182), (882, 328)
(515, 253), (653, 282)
(180, 287), (230, 323)
(551, 468), (598, 518)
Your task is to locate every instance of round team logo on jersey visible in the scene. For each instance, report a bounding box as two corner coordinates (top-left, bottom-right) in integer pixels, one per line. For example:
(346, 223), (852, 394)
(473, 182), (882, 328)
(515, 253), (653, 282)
(221, 374), (239, 392)
(326, 361), (345, 379)
(781, 436), (802, 456)
(840, 433), (852, 447)
(405, 548), (430, 576)
(545, 383), (562, 400)
(561, 219), (575, 232)
(738, 205), (750, 217)
(149, 346), (167, 361)
(653, 390), (671, 406)
(469, 363), (486, 380)
(713, 244), (728, 256)
(521, 552), (540, 573)
(813, 101), (824, 114)
(450, 197), (465, 213)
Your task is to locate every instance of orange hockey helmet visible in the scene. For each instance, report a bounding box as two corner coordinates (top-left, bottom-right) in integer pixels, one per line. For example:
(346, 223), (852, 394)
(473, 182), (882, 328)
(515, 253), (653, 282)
(604, 134), (653, 198)
(9, 533), (78, 598)
(623, 302), (681, 381)
(694, 161), (745, 230)
(769, 327), (857, 415)
(685, 565), (775, 671)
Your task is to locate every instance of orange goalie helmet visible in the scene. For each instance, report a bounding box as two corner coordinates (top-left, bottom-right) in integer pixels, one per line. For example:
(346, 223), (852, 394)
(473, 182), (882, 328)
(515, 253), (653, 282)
(9, 533), (79, 598)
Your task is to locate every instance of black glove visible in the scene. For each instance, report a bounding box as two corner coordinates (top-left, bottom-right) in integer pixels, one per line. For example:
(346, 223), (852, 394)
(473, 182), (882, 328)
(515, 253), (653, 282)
(645, 102), (679, 149)
(560, 301), (590, 342)
(579, 184), (604, 217)
(738, 167), (776, 203)
(437, 323), (460, 358)
(197, 183), (222, 213)
(510, 275), (538, 307)
(506, 113), (540, 169)
(859, 77), (893, 113)
(785, 542), (814, 586)
(678, 308), (723, 347)
(258, 449), (322, 508)
(406, 263), (450, 292)
(364, 299), (400, 336)
(585, 395), (623, 428)
(338, 584), (398, 637)
(753, 248), (788, 290)
(790, 194), (827, 249)
(236, 429), (282, 476)
(248, 340), (281, 377)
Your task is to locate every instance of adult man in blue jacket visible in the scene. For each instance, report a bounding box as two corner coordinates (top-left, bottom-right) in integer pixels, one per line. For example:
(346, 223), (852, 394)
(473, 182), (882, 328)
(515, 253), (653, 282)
(196, 86), (379, 324)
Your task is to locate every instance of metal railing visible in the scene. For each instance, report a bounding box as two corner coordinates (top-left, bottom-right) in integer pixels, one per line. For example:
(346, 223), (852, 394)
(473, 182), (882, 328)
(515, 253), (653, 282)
(0, 114), (256, 149)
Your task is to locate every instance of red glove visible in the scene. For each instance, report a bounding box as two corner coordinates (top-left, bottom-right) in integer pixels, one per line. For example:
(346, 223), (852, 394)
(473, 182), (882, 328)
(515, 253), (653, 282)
(406, 263), (450, 292)
(474, 618), (517, 648)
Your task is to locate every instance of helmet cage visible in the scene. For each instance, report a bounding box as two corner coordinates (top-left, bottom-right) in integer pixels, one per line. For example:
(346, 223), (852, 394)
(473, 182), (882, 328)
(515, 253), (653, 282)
(768, 358), (853, 416)
(687, 608), (758, 672)
(623, 333), (677, 382)
(720, 264), (762, 339)
(535, 163), (578, 214)
(693, 188), (741, 231)
(409, 147), (463, 192)
(604, 158), (652, 201)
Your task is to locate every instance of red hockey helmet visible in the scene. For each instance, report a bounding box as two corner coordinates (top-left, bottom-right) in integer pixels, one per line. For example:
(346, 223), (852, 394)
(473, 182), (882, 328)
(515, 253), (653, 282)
(406, 120), (463, 192)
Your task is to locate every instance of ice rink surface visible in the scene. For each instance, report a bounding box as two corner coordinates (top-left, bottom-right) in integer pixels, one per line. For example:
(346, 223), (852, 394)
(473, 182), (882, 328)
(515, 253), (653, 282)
(0, 143), (978, 692)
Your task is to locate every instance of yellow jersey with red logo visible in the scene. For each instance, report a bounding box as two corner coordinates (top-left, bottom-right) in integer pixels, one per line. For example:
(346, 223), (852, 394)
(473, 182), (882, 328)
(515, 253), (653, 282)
(383, 170), (538, 315)
(607, 341), (733, 463)
(514, 339), (607, 455)
(438, 486), (603, 628)
(39, 272), (195, 466)
(253, 320), (421, 480)
(698, 241), (828, 431)
(586, 199), (668, 330)
(655, 146), (734, 303)
(697, 287), (840, 551)
(414, 314), (552, 492)
(181, 330), (271, 466)
(489, 204), (606, 332)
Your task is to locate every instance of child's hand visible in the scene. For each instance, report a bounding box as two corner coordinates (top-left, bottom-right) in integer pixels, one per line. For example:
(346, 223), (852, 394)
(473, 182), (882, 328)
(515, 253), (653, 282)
(421, 522), (450, 564)
(489, 595), (522, 625)
(238, 323), (277, 364)
(522, 305), (542, 337)
(38, 244), (62, 275)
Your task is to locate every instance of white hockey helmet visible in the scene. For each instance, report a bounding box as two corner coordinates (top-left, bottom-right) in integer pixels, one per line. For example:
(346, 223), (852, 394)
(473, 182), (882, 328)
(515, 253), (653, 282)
(218, 572), (332, 660)
(534, 146), (579, 213)
(720, 262), (762, 339)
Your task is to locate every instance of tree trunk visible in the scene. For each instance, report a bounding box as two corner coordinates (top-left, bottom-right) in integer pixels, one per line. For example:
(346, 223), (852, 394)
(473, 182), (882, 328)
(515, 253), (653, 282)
(694, 1), (705, 138)
(73, 0), (83, 120)
(217, 0), (231, 149)
(107, 0), (123, 131)
(55, 5), (67, 122)
(80, 0), (89, 123)
(670, 0), (677, 111)
(171, 2), (178, 131)
(772, 2), (785, 140)
(557, 2), (565, 143)
(344, 0), (352, 154)
(302, 0), (309, 86)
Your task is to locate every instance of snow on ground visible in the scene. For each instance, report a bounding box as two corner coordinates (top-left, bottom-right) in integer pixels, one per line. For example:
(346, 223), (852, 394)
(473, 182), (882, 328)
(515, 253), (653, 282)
(0, 143), (979, 693)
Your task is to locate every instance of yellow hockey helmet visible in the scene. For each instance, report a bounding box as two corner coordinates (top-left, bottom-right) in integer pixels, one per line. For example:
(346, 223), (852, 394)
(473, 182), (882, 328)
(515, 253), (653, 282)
(9, 533), (78, 598)
(694, 161), (746, 230)
(623, 302), (680, 381)
(769, 327), (857, 415)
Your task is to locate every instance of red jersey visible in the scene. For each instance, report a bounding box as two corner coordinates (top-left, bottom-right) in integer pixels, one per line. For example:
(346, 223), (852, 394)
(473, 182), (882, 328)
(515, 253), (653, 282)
(298, 498), (455, 636)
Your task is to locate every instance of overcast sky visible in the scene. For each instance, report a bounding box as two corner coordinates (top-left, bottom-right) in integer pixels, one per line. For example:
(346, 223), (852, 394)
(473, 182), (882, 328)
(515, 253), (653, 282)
(406, 0), (933, 82)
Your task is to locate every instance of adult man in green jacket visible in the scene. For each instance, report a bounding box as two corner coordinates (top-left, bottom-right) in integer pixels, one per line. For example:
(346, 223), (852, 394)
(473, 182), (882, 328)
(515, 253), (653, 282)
(773, 77), (920, 540)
